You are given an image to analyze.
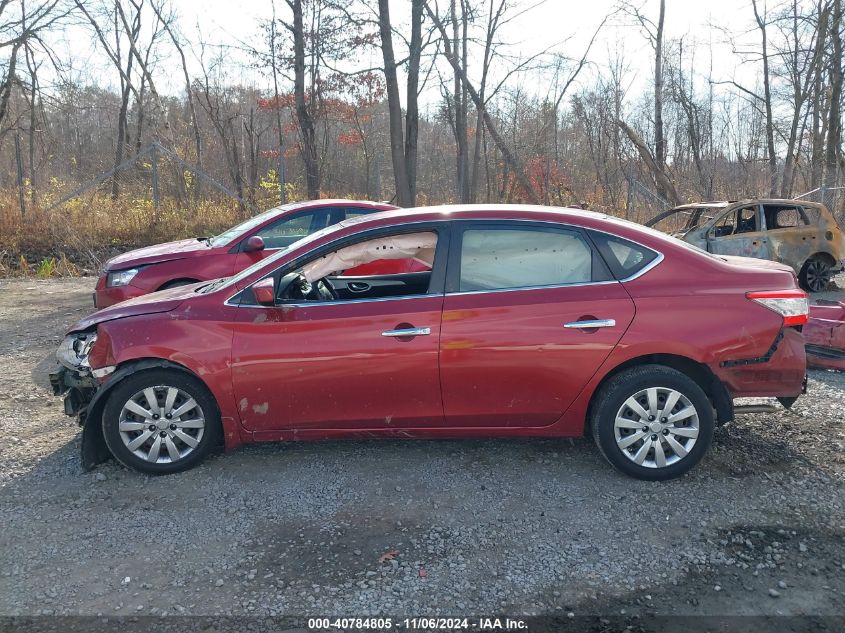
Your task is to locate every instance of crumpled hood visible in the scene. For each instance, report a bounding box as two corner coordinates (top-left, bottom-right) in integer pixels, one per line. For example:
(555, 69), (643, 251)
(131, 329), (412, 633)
(104, 238), (212, 271)
(69, 282), (205, 333)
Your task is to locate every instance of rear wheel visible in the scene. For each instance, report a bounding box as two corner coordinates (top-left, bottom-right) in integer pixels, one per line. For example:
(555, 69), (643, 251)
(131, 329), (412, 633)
(102, 369), (220, 475)
(591, 365), (714, 481)
(799, 256), (832, 292)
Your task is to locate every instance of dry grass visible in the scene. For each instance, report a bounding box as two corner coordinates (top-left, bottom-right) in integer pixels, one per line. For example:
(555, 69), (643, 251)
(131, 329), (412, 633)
(0, 191), (252, 277)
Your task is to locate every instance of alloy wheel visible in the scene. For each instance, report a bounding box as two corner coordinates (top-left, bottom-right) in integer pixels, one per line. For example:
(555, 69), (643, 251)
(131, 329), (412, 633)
(805, 258), (830, 292)
(118, 385), (206, 464)
(613, 387), (699, 469)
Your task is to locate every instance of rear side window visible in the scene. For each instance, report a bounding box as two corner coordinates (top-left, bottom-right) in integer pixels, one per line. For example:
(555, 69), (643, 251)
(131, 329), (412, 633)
(458, 227), (602, 291)
(589, 231), (659, 279)
(803, 206), (821, 223)
(764, 205), (809, 229)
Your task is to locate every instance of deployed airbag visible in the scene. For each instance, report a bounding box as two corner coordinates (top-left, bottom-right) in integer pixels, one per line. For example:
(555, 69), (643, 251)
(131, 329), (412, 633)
(302, 232), (437, 282)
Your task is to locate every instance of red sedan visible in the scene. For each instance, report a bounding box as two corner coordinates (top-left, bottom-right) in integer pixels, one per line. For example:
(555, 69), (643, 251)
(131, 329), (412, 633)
(52, 205), (808, 480)
(93, 199), (397, 308)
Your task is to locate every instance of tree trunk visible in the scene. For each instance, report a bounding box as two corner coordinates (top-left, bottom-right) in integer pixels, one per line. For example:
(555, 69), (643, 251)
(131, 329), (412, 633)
(752, 0), (778, 196)
(617, 120), (681, 207)
(378, 0), (413, 206)
(424, 2), (540, 204)
(404, 0), (423, 205)
(111, 54), (134, 200)
(654, 0), (665, 172)
(825, 0), (843, 190)
(292, 0), (320, 199)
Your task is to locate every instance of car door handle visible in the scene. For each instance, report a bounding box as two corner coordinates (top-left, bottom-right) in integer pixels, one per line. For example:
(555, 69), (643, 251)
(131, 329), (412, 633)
(347, 281), (371, 292)
(381, 327), (431, 337)
(563, 319), (616, 329)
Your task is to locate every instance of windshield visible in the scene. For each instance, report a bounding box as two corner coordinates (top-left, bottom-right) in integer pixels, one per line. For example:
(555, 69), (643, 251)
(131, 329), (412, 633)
(205, 222), (343, 294)
(208, 205), (292, 247)
(648, 207), (721, 236)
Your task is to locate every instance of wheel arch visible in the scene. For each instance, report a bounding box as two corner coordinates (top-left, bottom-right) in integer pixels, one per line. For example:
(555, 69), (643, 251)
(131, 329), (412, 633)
(585, 353), (732, 434)
(807, 251), (836, 266)
(80, 358), (217, 471)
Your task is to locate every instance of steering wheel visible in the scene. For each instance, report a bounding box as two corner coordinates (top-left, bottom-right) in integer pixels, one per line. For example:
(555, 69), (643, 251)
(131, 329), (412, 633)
(314, 278), (339, 300)
(278, 272), (337, 302)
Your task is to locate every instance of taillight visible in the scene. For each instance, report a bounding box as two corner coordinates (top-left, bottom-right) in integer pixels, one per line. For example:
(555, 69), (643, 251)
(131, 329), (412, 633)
(746, 289), (809, 326)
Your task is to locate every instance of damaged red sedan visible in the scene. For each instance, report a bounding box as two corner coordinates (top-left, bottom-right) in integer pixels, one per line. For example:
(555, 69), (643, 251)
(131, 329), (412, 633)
(52, 206), (808, 480)
(93, 199), (396, 309)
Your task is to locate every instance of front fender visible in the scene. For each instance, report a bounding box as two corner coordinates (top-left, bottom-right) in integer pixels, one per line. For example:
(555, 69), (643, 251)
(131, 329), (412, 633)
(79, 359), (205, 471)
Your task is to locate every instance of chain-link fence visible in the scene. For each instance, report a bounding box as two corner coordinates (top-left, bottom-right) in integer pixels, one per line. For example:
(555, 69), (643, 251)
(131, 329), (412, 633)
(794, 187), (845, 221)
(624, 177), (671, 224)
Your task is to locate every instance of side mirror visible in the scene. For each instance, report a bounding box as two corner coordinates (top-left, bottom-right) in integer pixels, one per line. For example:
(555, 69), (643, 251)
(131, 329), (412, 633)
(252, 277), (276, 306)
(243, 235), (265, 253)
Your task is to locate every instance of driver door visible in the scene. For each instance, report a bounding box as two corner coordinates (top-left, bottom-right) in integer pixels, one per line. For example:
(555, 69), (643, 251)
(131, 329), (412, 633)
(707, 204), (770, 259)
(230, 225), (449, 434)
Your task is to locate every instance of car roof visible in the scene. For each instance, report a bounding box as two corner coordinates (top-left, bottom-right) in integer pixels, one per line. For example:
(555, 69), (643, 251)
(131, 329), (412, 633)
(274, 198), (397, 211)
(670, 202), (731, 210)
(673, 198), (821, 210)
(339, 204), (609, 228)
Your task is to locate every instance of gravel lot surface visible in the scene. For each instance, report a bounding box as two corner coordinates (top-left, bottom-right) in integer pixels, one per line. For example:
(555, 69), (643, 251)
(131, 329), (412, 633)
(1, 277), (844, 622)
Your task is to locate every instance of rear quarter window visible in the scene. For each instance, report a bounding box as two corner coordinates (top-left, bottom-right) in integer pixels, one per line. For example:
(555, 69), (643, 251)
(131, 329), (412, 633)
(802, 207), (821, 224)
(588, 231), (660, 279)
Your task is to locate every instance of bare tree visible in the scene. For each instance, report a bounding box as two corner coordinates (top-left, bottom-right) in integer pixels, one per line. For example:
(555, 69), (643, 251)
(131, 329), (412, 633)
(824, 0), (842, 190)
(424, 0), (541, 204)
(376, 0), (424, 207)
(751, 0), (778, 196)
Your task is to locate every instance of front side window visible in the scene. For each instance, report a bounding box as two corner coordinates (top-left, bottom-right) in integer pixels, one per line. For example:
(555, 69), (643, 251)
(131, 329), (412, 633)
(458, 227), (595, 292)
(713, 205), (759, 237)
(237, 230), (440, 306)
(255, 211), (328, 249)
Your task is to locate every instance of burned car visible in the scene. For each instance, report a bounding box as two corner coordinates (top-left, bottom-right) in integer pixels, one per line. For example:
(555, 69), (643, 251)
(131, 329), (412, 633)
(645, 199), (845, 292)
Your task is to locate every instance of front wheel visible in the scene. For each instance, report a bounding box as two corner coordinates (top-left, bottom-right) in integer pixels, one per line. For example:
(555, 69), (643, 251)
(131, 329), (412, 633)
(591, 365), (714, 481)
(799, 256), (832, 292)
(102, 369), (221, 475)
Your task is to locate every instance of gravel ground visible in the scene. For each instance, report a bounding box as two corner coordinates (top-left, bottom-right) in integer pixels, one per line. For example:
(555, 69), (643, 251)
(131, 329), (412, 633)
(1, 276), (844, 622)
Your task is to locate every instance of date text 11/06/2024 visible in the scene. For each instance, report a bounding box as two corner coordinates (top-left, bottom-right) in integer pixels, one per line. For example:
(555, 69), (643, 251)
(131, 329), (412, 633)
(307, 617), (528, 630)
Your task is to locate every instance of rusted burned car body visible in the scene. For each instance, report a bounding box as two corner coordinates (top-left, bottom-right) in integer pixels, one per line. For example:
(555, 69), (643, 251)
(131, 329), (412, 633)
(645, 199), (845, 292)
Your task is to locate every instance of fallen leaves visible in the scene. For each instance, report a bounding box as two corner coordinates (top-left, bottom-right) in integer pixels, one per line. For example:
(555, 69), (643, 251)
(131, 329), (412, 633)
(378, 549), (399, 563)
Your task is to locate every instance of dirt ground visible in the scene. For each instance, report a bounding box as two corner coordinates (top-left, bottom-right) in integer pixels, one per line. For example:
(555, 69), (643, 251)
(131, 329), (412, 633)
(1, 277), (844, 626)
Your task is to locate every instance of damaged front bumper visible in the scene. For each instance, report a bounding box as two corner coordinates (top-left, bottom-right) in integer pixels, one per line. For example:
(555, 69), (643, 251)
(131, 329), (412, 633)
(51, 363), (115, 470)
(49, 364), (98, 420)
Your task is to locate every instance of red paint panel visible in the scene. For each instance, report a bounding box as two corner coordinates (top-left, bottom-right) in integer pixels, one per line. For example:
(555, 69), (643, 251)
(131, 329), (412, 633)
(231, 295), (444, 431)
(439, 282), (635, 427)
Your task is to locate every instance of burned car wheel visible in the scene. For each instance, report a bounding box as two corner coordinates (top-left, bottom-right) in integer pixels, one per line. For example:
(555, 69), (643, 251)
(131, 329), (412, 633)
(799, 256), (832, 293)
(591, 365), (714, 481)
(102, 370), (221, 475)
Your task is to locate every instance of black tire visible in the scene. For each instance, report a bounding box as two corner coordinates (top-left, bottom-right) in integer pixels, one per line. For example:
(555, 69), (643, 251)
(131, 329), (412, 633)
(159, 279), (199, 290)
(102, 369), (221, 475)
(799, 256), (832, 293)
(590, 364), (714, 481)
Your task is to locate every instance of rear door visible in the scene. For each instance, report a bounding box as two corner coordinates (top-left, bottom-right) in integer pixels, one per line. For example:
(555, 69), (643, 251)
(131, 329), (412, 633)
(762, 203), (814, 270)
(439, 221), (636, 428)
(706, 204), (771, 259)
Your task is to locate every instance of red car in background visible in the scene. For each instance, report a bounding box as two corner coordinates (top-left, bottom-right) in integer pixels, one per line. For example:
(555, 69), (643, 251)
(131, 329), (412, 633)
(94, 199), (398, 308)
(54, 205), (808, 481)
